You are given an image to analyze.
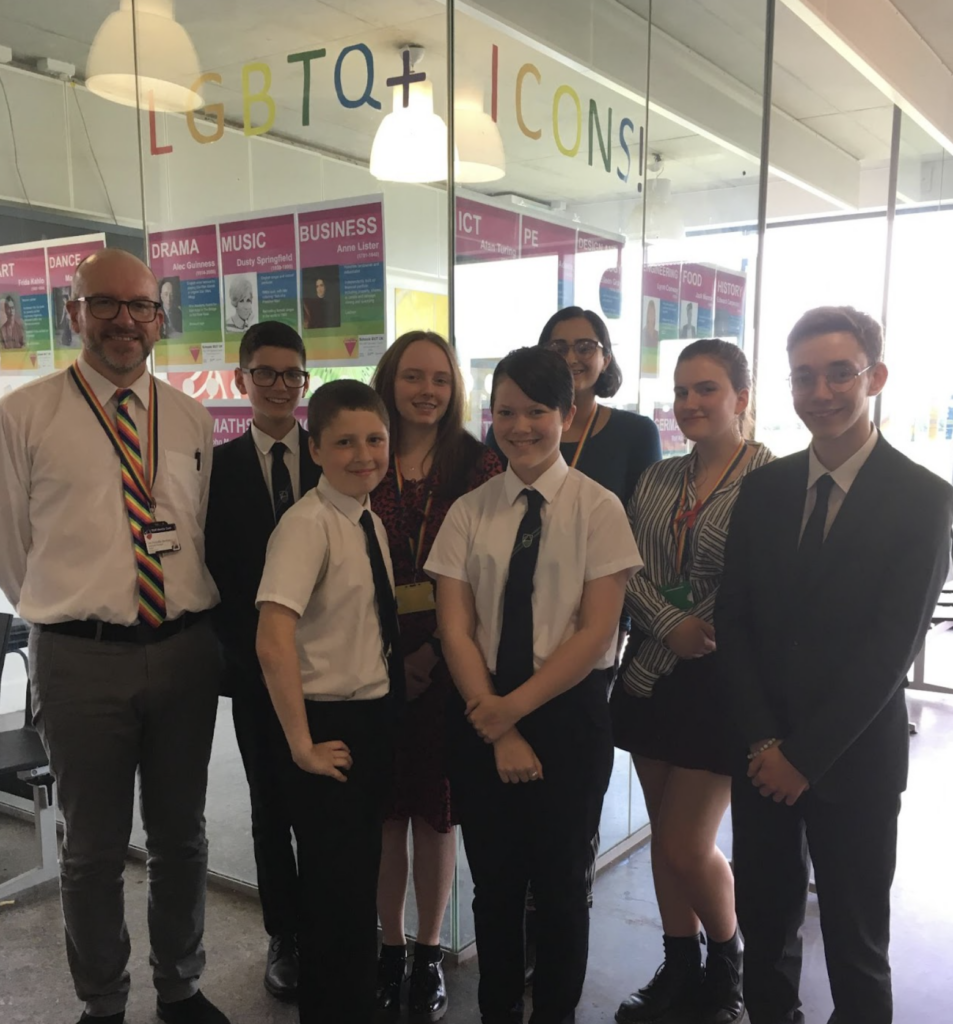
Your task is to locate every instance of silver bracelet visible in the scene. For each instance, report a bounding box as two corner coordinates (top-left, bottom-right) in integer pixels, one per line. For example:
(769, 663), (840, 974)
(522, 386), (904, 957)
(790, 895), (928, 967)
(747, 737), (779, 761)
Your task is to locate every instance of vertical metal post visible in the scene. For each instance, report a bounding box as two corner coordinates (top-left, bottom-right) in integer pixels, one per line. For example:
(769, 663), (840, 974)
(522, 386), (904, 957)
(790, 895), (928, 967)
(446, 0), (456, 350)
(875, 105), (903, 429)
(750, 0), (776, 438)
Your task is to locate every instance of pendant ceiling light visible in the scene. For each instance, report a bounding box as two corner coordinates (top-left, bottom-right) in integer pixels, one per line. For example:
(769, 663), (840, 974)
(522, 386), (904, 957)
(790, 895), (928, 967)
(370, 46), (452, 185)
(454, 90), (505, 184)
(628, 175), (685, 243)
(86, 0), (202, 113)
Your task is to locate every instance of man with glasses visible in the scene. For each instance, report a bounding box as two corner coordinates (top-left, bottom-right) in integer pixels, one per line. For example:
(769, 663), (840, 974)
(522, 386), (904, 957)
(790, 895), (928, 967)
(205, 321), (317, 1004)
(0, 249), (230, 1024)
(717, 306), (953, 1024)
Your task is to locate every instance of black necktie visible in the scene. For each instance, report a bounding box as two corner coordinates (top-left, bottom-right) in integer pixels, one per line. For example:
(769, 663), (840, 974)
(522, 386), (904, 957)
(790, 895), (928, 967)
(270, 441), (294, 523)
(360, 510), (406, 703)
(798, 473), (835, 580)
(496, 489), (545, 695)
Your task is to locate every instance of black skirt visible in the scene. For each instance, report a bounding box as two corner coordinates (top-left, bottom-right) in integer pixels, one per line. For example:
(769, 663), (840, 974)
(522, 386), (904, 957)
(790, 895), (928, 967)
(610, 652), (742, 777)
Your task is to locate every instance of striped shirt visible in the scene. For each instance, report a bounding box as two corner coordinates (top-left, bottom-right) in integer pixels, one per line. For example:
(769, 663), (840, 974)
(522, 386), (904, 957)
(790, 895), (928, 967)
(621, 442), (774, 696)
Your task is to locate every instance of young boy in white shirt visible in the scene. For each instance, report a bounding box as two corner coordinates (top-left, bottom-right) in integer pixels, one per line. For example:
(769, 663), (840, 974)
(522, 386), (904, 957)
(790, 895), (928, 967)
(256, 379), (403, 1024)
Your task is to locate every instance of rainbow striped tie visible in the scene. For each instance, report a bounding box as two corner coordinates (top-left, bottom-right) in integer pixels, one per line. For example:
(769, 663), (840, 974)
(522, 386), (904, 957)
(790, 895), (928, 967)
(116, 389), (167, 627)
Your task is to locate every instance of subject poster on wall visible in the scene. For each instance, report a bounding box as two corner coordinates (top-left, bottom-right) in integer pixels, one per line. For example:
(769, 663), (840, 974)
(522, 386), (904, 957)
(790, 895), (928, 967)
(220, 212), (298, 365)
(714, 269), (747, 342)
(678, 263), (715, 341)
(641, 263), (680, 378)
(48, 235), (106, 368)
(150, 224), (223, 370)
(0, 244), (52, 374)
(298, 197), (385, 365)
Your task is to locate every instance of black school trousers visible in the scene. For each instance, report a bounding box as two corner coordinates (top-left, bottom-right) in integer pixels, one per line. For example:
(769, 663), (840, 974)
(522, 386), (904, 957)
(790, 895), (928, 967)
(283, 696), (393, 1024)
(732, 772), (901, 1024)
(450, 671), (614, 1024)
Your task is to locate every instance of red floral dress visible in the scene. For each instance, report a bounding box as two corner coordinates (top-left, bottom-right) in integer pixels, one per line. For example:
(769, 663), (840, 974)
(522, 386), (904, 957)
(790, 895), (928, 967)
(371, 447), (502, 831)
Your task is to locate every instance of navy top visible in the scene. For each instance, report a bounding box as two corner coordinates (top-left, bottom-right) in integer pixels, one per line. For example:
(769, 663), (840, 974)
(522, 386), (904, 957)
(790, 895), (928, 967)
(485, 407), (662, 508)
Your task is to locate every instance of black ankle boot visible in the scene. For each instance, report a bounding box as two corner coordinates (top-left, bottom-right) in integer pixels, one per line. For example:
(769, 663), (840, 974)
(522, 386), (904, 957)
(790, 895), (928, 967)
(408, 944), (448, 1022)
(698, 931), (744, 1024)
(376, 944), (407, 1019)
(615, 933), (705, 1024)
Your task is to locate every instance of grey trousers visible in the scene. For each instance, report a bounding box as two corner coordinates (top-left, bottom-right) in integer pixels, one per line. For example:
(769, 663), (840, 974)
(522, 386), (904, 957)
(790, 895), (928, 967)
(29, 619), (222, 1017)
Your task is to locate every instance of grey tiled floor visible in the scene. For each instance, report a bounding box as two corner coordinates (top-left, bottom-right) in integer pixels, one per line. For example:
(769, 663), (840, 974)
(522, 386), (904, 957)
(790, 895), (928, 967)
(2, 685), (952, 1023)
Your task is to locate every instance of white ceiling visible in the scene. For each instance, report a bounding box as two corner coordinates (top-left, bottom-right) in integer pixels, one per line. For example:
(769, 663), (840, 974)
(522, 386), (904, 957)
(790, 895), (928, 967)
(0, 0), (950, 219)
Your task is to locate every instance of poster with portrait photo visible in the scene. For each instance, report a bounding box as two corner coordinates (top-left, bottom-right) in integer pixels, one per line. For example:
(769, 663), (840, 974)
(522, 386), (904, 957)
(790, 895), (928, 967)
(0, 292), (26, 350)
(300, 265), (341, 330)
(223, 272), (259, 335)
(51, 285), (81, 349)
(158, 276), (184, 338)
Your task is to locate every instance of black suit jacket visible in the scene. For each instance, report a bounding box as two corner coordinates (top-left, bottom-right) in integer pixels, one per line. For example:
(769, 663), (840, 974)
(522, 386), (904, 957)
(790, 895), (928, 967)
(205, 425), (320, 695)
(716, 435), (953, 800)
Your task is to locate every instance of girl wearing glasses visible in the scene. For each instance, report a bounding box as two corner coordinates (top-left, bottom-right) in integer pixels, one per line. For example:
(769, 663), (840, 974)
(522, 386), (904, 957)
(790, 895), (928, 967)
(489, 308), (661, 509)
(370, 331), (501, 1022)
(612, 339), (773, 1024)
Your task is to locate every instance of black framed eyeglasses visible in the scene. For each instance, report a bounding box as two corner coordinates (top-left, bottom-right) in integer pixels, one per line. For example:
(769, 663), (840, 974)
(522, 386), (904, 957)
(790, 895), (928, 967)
(245, 367), (310, 389)
(788, 364), (873, 396)
(75, 296), (163, 323)
(541, 338), (604, 358)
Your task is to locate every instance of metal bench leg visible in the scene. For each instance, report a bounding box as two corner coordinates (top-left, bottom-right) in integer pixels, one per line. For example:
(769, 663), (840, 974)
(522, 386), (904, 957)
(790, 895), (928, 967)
(912, 643), (927, 688)
(0, 781), (59, 900)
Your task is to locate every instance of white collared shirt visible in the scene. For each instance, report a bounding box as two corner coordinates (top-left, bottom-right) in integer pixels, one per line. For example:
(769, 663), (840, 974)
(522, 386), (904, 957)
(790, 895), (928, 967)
(256, 474), (393, 701)
(0, 355), (219, 624)
(801, 425), (880, 540)
(425, 455), (643, 672)
(251, 421), (303, 506)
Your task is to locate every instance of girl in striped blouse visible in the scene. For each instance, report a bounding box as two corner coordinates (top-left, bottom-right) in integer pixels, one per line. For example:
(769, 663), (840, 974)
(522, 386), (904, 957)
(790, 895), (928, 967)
(612, 339), (773, 1024)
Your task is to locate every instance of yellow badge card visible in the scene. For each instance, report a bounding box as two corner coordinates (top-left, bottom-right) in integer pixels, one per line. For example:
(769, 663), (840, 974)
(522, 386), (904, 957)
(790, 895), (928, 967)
(395, 582), (436, 615)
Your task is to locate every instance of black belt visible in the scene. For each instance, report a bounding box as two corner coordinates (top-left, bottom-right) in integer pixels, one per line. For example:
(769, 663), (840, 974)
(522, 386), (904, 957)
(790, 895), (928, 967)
(40, 610), (207, 645)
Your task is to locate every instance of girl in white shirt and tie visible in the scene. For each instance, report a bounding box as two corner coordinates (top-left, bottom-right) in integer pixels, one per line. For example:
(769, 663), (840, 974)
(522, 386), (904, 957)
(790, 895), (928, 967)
(426, 346), (642, 1024)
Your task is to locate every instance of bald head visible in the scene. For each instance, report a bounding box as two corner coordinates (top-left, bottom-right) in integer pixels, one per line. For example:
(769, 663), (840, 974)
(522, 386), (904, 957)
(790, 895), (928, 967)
(71, 249), (158, 300)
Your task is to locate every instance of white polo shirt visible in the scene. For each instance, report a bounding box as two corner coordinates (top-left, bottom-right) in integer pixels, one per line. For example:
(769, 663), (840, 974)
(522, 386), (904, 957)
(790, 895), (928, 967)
(256, 474), (392, 701)
(425, 455), (643, 673)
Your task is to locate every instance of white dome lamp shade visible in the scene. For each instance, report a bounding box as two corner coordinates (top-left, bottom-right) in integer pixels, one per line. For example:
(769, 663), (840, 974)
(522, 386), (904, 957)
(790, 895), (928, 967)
(86, 0), (202, 113)
(454, 90), (505, 184)
(370, 79), (449, 183)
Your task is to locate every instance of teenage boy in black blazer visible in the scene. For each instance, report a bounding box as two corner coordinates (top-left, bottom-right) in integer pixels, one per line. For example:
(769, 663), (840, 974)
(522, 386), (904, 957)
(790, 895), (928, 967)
(205, 322), (318, 1002)
(717, 306), (953, 1024)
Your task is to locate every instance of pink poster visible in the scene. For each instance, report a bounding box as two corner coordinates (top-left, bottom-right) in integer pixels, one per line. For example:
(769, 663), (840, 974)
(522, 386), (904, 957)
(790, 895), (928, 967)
(521, 216), (577, 307)
(714, 269), (747, 342)
(641, 263), (680, 377)
(455, 198), (520, 262)
(677, 263), (716, 339)
(150, 224), (223, 369)
(654, 404), (688, 458)
(206, 401), (308, 447)
(0, 246), (51, 374)
(297, 199), (385, 364)
(219, 213), (298, 363)
(48, 235), (106, 368)
(577, 232), (623, 320)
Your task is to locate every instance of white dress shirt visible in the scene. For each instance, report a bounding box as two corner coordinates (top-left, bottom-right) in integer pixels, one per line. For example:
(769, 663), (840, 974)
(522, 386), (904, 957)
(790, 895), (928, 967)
(801, 425), (880, 540)
(256, 475), (393, 701)
(251, 421), (303, 504)
(425, 455), (643, 673)
(0, 355), (219, 624)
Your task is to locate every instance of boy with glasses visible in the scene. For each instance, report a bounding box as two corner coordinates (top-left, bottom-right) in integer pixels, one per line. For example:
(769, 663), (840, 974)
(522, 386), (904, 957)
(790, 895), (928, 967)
(717, 306), (953, 1024)
(205, 322), (317, 1003)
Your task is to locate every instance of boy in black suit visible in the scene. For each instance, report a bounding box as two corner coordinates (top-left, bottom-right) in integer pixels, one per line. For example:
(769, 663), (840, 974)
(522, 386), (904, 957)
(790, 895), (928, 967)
(205, 321), (317, 1002)
(717, 306), (953, 1024)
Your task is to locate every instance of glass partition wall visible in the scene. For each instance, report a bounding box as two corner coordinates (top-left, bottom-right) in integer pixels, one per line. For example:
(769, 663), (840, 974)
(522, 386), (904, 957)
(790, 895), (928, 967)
(2, 0), (951, 955)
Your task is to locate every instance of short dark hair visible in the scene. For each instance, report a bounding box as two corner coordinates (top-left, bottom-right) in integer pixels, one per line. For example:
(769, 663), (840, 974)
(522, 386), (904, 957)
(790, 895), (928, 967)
(537, 306), (623, 398)
(787, 306), (884, 365)
(239, 321), (306, 366)
(491, 346), (574, 416)
(308, 379), (389, 444)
